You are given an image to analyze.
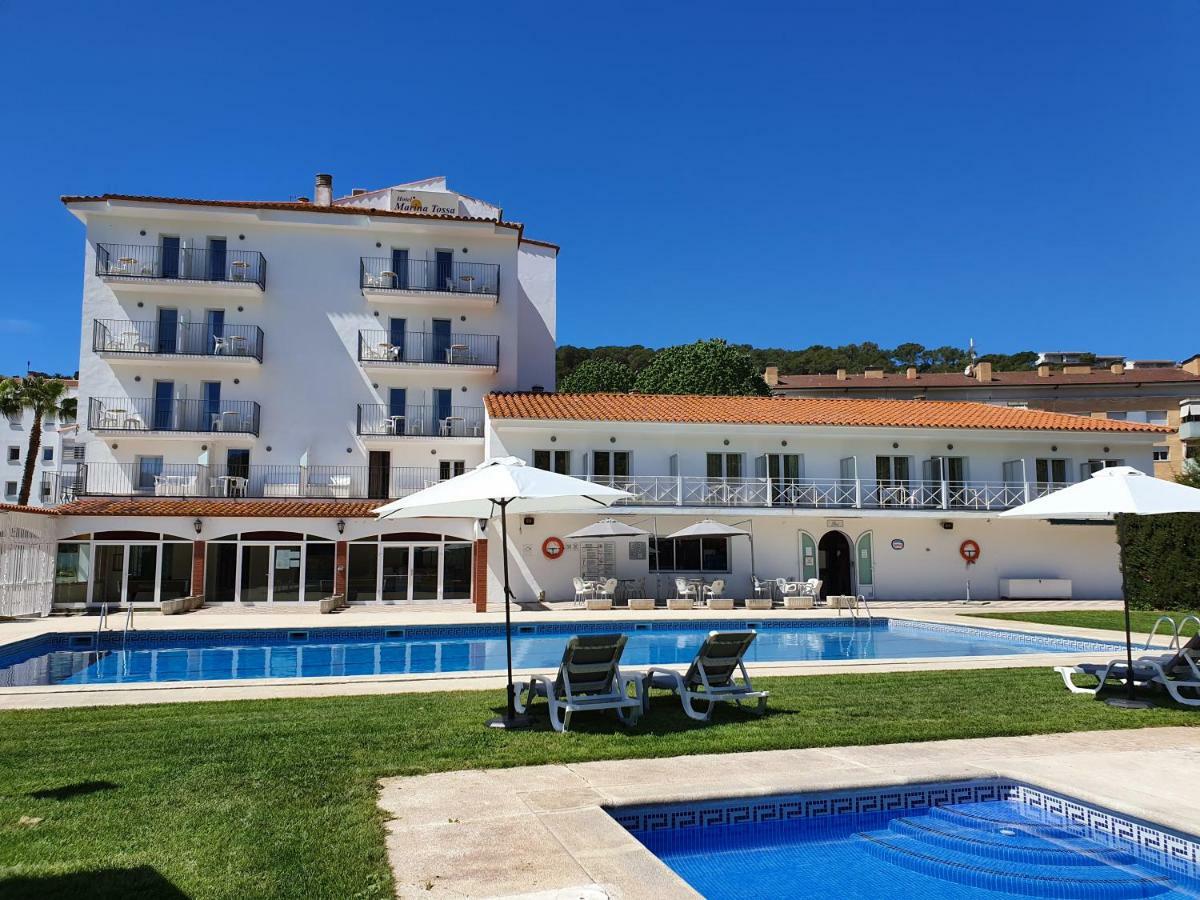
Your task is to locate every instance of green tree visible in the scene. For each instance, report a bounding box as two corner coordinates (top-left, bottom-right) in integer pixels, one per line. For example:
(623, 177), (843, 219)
(1177, 458), (1200, 490)
(0, 376), (72, 506)
(558, 358), (635, 393)
(631, 339), (770, 396)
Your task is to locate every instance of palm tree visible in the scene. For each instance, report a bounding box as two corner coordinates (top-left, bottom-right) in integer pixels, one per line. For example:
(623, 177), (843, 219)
(0, 376), (72, 506)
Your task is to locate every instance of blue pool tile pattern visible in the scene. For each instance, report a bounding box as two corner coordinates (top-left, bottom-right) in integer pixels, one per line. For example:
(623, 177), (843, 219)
(617, 780), (1200, 899)
(0, 618), (1122, 687)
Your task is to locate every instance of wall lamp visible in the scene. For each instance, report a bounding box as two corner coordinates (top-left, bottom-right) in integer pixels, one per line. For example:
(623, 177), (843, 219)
(193, 518), (203, 535)
(336, 519), (345, 535)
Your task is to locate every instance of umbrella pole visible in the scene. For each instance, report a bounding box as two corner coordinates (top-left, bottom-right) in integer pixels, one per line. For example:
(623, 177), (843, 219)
(488, 498), (532, 729)
(1106, 523), (1153, 709)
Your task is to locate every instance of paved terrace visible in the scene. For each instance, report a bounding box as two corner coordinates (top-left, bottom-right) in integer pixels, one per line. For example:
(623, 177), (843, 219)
(377, 727), (1200, 898)
(0, 600), (1145, 710)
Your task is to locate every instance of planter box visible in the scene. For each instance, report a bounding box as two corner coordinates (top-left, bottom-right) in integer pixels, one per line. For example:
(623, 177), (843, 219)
(628, 597), (655, 611)
(745, 597), (773, 611)
(161, 594), (204, 615)
(667, 597), (693, 611)
(784, 596), (815, 610)
(706, 597), (734, 611)
(319, 593), (347, 614)
(585, 597), (613, 611)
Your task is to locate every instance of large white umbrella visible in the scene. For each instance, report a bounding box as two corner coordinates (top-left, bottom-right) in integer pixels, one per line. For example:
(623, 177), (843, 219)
(665, 519), (757, 583)
(374, 457), (632, 728)
(1000, 466), (1200, 707)
(564, 518), (651, 539)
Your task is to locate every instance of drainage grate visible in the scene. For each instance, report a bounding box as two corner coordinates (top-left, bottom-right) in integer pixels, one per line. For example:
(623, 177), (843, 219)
(288, 631), (309, 642)
(633, 623), (652, 631)
(516, 625), (537, 635)
(68, 635), (95, 649)
(745, 623), (761, 630)
(384, 628), (406, 639)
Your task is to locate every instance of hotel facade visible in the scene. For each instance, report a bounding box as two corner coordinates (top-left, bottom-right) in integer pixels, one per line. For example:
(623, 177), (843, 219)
(5, 177), (1171, 616)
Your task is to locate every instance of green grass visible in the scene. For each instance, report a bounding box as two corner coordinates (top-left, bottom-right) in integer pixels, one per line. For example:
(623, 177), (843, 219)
(964, 609), (1200, 634)
(0, 670), (1196, 899)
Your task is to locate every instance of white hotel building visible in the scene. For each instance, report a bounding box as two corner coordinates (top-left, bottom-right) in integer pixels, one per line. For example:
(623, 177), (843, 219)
(35, 176), (1168, 613)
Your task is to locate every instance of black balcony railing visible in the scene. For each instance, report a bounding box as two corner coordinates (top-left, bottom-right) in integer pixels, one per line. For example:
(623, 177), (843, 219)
(357, 330), (498, 368)
(51, 462), (440, 500)
(88, 397), (261, 435)
(96, 243), (267, 289)
(359, 256), (498, 296)
(356, 404), (484, 438)
(93, 319), (264, 362)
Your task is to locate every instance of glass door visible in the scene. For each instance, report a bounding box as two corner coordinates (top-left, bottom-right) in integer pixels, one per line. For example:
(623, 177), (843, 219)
(411, 546), (440, 602)
(126, 545), (159, 604)
(157, 307), (178, 353)
(272, 545), (302, 602)
(93, 545), (125, 606)
(380, 546), (410, 603)
(208, 238), (227, 281)
(240, 545), (270, 603)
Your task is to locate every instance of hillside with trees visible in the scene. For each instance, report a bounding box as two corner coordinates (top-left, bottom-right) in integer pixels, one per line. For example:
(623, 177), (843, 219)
(556, 340), (1039, 389)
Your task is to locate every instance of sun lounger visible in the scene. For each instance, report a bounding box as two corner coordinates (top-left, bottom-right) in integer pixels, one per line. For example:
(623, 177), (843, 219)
(512, 633), (642, 732)
(641, 631), (769, 721)
(1056, 630), (1200, 706)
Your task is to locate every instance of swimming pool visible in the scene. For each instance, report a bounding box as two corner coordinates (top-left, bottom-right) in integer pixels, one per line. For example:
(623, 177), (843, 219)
(0, 618), (1119, 687)
(617, 779), (1200, 898)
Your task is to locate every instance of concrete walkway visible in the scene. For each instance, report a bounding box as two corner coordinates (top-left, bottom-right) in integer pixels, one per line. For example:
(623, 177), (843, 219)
(0, 601), (1147, 710)
(378, 727), (1200, 899)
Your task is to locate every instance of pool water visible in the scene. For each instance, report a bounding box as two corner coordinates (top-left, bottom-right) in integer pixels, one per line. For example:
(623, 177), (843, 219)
(0, 619), (1118, 687)
(624, 782), (1200, 899)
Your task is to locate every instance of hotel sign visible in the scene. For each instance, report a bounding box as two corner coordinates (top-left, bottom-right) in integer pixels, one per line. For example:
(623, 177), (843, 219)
(391, 190), (461, 216)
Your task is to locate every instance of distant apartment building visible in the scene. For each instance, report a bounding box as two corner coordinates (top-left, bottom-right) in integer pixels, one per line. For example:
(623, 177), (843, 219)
(767, 355), (1200, 480)
(2, 378), (79, 506)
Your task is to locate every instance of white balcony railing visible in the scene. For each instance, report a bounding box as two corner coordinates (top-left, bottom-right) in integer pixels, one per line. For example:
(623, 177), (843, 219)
(583, 476), (1071, 512)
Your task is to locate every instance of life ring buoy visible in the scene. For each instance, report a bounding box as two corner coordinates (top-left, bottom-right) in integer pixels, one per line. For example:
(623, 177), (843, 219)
(542, 537), (565, 560)
(959, 539), (980, 564)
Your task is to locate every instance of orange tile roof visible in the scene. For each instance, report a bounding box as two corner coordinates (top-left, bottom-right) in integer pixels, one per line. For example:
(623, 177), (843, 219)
(0, 503), (58, 516)
(62, 193), (559, 253)
(54, 498), (383, 518)
(485, 392), (1172, 434)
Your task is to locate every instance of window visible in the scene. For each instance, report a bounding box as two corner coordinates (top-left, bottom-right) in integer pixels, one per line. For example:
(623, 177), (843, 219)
(650, 536), (729, 573)
(226, 448), (250, 480)
(1106, 411), (1128, 421)
(136, 456), (163, 492)
(1082, 459), (1125, 479)
(1148, 411), (1170, 427)
(1153, 446), (1170, 462)
(875, 456), (910, 484)
(533, 449), (569, 474)
(439, 460), (465, 480)
(42, 446), (53, 463)
(7, 446), (19, 463)
(706, 453), (742, 479)
(592, 451), (629, 479)
(1035, 458), (1069, 485)
(4, 481), (16, 498)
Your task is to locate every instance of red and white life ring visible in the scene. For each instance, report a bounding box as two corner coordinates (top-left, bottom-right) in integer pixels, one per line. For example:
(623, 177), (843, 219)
(542, 537), (565, 560)
(959, 539), (981, 564)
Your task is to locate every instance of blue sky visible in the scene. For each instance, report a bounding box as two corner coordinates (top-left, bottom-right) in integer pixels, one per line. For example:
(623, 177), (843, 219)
(1, 1), (1196, 375)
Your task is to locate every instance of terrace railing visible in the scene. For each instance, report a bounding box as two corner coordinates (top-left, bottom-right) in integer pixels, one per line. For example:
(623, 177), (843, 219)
(359, 257), (499, 297)
(61, 462), (440, 500)
(88, 397), (261, 436)
(357, 330), (498, 368)
(96, 243), (266, 289)
(585, 475), (1073, 512)
(356, 404), (484, 438)
(93, 319), (264, 362)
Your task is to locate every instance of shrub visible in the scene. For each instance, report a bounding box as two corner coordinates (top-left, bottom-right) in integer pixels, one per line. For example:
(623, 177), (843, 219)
(632, 339), (770, 396)
(558, 358), (635, 393)
(1117, 512), (1200, 610)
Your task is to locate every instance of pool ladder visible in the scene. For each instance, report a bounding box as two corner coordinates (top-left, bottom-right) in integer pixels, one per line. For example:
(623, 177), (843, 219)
(837, 595), (873, 621)
(95, 602), (135, 647)
(1144, 614), (1199, 652)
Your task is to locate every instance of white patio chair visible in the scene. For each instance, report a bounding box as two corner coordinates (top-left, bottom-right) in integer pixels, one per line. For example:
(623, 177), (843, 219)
(572, 577), (592, 608)
(674, 578), (697, 604)
(775, 577), (800, 599)
(702, 579), (726, 602)
(752, 577), (774, 603)
(596, 578), (618, 603)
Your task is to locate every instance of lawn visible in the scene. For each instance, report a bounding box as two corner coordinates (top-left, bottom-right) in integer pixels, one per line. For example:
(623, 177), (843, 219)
(0, 669), (1196, 899)
(965, 609), (1199, 635)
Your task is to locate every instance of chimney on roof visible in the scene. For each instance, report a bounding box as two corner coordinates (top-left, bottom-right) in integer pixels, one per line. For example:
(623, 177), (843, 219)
(974, 361), (993, 383)
(1037, 364), (1051, 377)
(905, 366), (918, 380)
(1110, 361), (1125, 375)
(763, 366), (779, 387)
(1182, 355), (1200, 376)
(314, 173), (333, 207)
(864, 367), (884, 379)
(1063, 364), (1092, 375)
(836, 368), (848, 381)
(351, 188), (367, 196)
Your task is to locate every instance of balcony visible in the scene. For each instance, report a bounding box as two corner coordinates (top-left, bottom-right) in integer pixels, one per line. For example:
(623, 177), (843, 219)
(96, 243), (266, 291)
(1181, 402), (1200, 443)
(47, 463), (439, 502)
(357, 330), (498, 370)
(93, 320), (264, 363)
(582, 475), (1073, 512)
(356, 404), (484, 439)
(88, 397), (261, 436)
(359, 257), (498, 302)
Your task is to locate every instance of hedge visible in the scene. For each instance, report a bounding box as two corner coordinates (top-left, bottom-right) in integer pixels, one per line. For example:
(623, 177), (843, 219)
(1117, 513), (1200, 611)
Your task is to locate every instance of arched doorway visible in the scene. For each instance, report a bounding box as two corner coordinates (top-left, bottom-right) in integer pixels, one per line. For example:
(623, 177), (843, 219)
(818, 531), (853, 599)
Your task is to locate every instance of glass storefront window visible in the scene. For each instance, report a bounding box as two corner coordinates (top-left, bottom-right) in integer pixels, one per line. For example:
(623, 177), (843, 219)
(159, 543), (192, 600)
(240, 546), (270, 603)
(347, 544), (378, 603)
(443, 544), (472, 600)
(304, 543), (335, 599)
(206, 543), (237, 603)
(126, 544), (158, 604)
(53, 542), (90, 605)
